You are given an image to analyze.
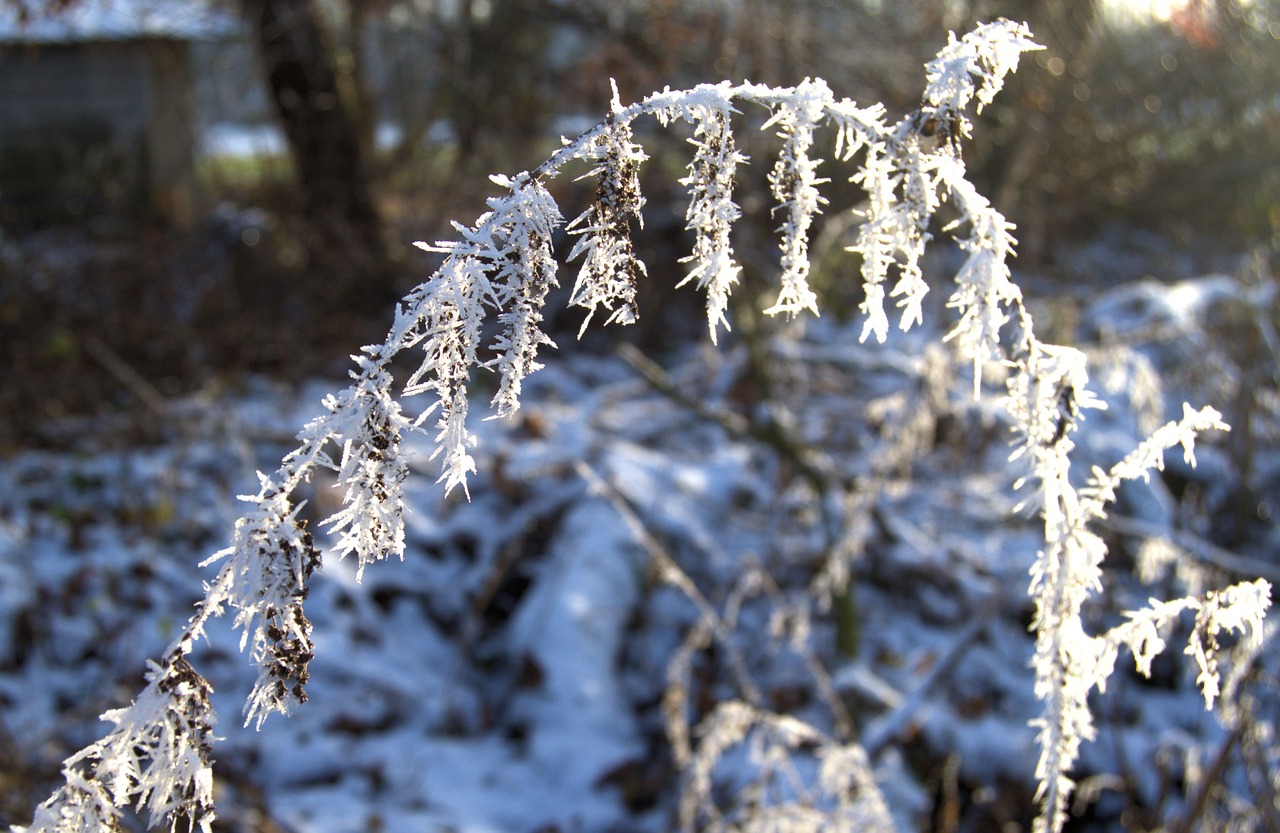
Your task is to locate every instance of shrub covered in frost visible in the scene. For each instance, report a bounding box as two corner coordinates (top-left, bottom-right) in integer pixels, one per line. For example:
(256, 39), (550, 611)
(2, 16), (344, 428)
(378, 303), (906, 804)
(12, 19), (1271, 833)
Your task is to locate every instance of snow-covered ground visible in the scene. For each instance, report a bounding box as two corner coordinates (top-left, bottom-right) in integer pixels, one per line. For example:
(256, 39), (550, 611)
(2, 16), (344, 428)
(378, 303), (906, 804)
(2, 262), (1278, 832)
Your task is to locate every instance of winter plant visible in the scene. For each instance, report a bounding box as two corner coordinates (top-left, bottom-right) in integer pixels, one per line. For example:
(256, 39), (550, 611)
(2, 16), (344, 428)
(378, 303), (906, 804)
(14, 20), (1272, 833)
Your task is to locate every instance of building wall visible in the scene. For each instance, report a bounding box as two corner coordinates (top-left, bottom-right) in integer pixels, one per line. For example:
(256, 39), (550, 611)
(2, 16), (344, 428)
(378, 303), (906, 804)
(145, 39), (196, 227)
(0, 39), (195, 225)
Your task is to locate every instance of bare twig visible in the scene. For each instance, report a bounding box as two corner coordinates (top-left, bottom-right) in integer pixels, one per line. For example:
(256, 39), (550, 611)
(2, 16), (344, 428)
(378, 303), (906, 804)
(82, 335), (169, 416)
(575, 460), (764, 707)
(856, 595), (1002, 757)
(617, 343), (831, 493)
(1168, 724), (1243, 833)
(1100, 514), (1280, 585)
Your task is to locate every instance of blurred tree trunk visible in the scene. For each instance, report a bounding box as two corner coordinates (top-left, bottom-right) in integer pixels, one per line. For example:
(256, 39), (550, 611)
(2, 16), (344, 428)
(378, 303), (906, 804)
(334, 0), (379, 164)
(238, 0), (390, 315)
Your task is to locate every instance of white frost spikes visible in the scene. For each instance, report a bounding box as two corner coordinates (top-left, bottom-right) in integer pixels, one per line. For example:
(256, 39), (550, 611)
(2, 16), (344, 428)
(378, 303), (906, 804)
(404, 175), (565, 494)
(205, 476), (321, 728)
(1019, 392), (1251, 833)
(392, 23), (1041, 491)
(320, 353), (413, 576)
(679, 104), (746, 343)
(762, 80), (829, 319)
(567, 115), (649, 335)
(20, 653), (218, 833)
(486, 179), (563, 419)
